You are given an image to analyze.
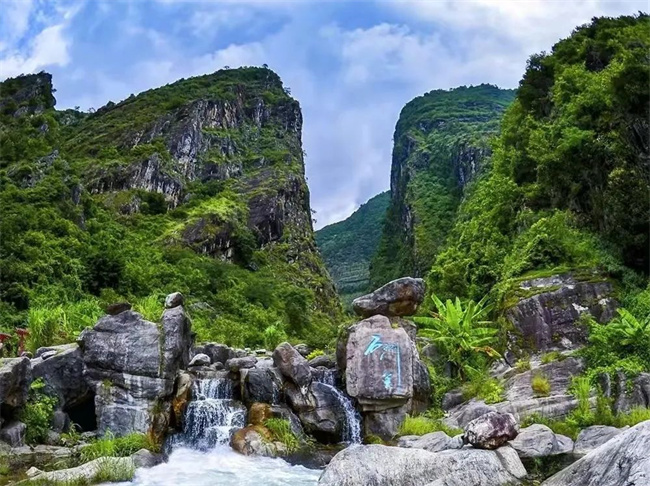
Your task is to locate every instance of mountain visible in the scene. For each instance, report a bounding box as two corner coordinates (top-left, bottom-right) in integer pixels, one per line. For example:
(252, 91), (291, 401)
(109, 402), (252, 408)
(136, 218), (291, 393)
(0, 67), (341, 349)
(316, 191), (390, 304)
(370, 84), (516, 288)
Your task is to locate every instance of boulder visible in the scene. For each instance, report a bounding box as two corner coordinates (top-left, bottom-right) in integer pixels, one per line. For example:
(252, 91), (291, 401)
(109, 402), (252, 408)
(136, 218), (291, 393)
(444, 400), (496, 429)
(131, 448), (164, 468)
(397, 431), (463, 452)
(505, 273), (616, 351)
(80, 306), (191, 438)
(341, 315), (414, 411)
(200, 343), (235, 365)
(285, 382), (346, 442)
(225, 356), (257, 372)
(412, 359), (431, 414)
(363, 404), (409, 440)
(171, 371), (193, 428)
(249, 402), (273, 426)
(318, 444), (526, 486)
(508, 424), (573, 458)
(494, 395), (581, 423)
(294, 344), (311, 357)
(230, 425), (284, 457)
(272, 343), (312, 388)
(0, 421), (26, 447)
(442, 390), (464, 411)
(188, 353), (211, 367)
(503, 357), (584, 402)
(240, 367), (282, 405)
(164, 292), (184, 309)
(464, 412), (519, 450)
(105, 302), (132, 315)
(51, 410), (70, 433)
(352, 277), (425, 318)
(0, 357), (31, 409)
(542, 420), (650, 486)
(23, 456), (135, 483)
(31, 343), (90, 409)
(573, 425), (624, 457)
(309, 355), (336, 369)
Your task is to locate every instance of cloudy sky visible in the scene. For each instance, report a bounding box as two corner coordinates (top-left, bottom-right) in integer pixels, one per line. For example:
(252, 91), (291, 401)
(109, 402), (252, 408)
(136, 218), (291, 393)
(0, 0), (646, 228)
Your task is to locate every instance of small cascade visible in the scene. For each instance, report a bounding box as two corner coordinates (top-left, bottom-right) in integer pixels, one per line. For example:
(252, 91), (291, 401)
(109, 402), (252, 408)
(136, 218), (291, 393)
(312, 368), (336, 386)
(171, 377), (246, 451)
(314, 373), (362, 444)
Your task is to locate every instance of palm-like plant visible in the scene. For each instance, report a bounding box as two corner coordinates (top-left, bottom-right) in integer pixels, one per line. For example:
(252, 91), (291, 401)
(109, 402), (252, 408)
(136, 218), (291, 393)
(414, 294), (499, 379)
(607, 308), (650, 346)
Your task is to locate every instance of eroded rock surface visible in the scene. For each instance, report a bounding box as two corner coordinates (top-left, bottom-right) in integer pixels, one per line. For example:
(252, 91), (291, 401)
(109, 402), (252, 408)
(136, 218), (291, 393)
(352, 277), (425, 318)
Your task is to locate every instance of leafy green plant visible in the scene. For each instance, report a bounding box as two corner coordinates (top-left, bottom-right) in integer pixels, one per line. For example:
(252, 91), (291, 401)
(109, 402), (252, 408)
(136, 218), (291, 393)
(80, 432), (157, 463)
(515, 358), (531, 372)
(398, 415), (462, 437)
(541, 351), (565, 364)
(306, 349), (324, 361)
(414, 294), (499, 379)
(262, 324), (287, 351)
(264, 418), (300, 453)
(531, 374), (551, 397)
(133, 295), (164, 322)
(19, 379), (58, 444)
(462, 371), (504, 404)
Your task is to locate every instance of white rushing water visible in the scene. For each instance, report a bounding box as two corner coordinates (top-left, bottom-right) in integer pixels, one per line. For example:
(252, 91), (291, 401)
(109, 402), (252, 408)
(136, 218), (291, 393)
(313, 370), (362, 444)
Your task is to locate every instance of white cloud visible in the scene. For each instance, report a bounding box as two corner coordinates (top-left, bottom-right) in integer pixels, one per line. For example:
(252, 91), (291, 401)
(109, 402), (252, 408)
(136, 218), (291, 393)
(0, 24), (71, 78)
(0, 0), (35, 50)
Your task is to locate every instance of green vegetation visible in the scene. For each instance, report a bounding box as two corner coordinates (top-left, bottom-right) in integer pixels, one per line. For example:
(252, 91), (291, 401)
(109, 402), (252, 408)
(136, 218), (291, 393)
(0, 66), (341, 351)
(316, 191), (390, 305)
(305, 349), (324, 361)
(264, 418), (300, 453)
(370, 85), (516, 287)
(80, 432), (158, 463)
(540, 351), (565, 365)
(461, 372), (504, 404)
(19, 379), (57, 444)
(398, 414), (462, 438)
(531, 374), (551, 397)
(414, 294), (499, 379)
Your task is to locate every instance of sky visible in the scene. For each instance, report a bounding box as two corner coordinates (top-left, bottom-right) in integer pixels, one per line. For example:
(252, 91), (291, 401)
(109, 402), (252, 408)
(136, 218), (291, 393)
(0, 0), (646, 228)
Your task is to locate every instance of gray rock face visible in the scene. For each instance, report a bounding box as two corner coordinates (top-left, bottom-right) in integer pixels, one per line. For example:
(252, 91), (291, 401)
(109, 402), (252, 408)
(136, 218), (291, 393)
(225, 356), (257, 372)
(308, 355), (336, 369)
(363, 404), (409, 440)
(508, 424), (573, 458)
(506, 273), (616, 351)
(240, 367), (283, 405)
(397, 431), (463, 452)
(573, 425), (624, 457)
(464, 412), (519, 450)
(188, 353), (211, 367)
(318, 444), (526, 486)
(131, 448), (164, 468)
(342, 315), (414, 411)
(285, 382), (346, 442)
(200, 343), (234, 366)
(494, 395), (581, 423)
(504, 357), (584, 402)
(294, 344), (311, 357)
(542, 420), (650, 486)
(444, 400), (497, 429)
(272, 343), (312, 388)
(352, 277), (425, 318)
(31, 344), (90, 409)
(0, 357), (31, 410)
(80, 306), (191, 437)
(0, 421), (26, 447)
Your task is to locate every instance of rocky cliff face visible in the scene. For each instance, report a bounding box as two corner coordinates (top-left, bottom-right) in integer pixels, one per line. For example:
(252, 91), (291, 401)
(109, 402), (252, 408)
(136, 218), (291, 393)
(370, 85), (515, 287)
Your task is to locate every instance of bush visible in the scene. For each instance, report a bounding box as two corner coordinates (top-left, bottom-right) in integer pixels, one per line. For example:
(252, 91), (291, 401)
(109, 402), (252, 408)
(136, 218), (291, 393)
(19, 379), (57, 444)
(80, 432), (158, 463)
(398, 415), (462, 438)
(133, 295), (164, 322)
(262, 324), (287, 351)
(264, 418), (300, 453)
(531, 374), (551, 397)
(515, 358), (531, 372)
(306, 349), (324, 361)
(462, 372), (504, 404)
(541, 351), (565, 364)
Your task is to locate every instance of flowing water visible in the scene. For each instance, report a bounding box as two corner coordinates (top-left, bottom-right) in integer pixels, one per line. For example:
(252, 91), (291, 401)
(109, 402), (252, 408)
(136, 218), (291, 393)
(313, 371), (362, 444)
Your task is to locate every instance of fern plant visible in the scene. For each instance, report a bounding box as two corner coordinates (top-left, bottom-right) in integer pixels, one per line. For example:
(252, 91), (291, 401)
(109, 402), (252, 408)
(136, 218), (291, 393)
(414, 294), (499, 379)
(607, 308), (650, 346)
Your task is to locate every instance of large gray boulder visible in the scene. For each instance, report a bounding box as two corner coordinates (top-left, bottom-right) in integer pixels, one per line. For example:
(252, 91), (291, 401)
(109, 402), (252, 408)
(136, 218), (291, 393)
(225, 356), (257, 372)
(31, 343), (90, 409)
(285, 382), (346, 442)
(79, 302), (191, 438)
(506, 273), (616, 351)
(0, 357), (31, 410)
(464, 412), (519, 450)
(508, 424), (573, 458)
(397, 431), (463, 452)
(573, 425), (624, 457)
(240, 367), (283, 405)
(273, 342), (312, 389)
(542, 420), (650, 486)
(504, 357), (584, 402)
(341, 315), (414, 411)
(318, 444), (526, 486)
(352, 277), (425, 318)
(363, 404), (408, 440)
(444, 400), (497, 429)
(199, 343), (235, 365)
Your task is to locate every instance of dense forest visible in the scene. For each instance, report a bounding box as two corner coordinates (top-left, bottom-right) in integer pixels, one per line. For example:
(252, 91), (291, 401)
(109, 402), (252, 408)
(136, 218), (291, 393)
(0, 67), (341, 352)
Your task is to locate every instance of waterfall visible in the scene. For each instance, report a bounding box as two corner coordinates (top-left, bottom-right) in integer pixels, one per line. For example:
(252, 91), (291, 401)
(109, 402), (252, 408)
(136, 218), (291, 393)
(171, 377), (246, 451)
(313, 372), (361, 444)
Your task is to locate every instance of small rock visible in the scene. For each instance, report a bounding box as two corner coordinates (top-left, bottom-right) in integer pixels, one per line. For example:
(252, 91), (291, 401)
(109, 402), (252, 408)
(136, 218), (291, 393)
(397, 431), (463, 452)
(0, 421), (26, 447)
(509, 424), (572, 458)
(20, 351), (33, 358)
(188, 353), (211, 367)
(131, 448), (164, 468)
(26, 467), (43, 478)
(225, 356), (257, 372)
(211, 362), (225, 371)
(165, 292), (184, 309)
(40, 350), (57, 360)
(464, 412), (519, 450)
(105, 302), (132, 315)
(51, 410), (70, 433)
(352, 277), (426, 318)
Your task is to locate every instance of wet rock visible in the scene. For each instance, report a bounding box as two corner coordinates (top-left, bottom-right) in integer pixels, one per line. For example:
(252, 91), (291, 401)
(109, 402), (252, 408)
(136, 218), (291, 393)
(397, 431), (463, 452)
(309, 355), (336, 369)
(231, 425), (285, 457)
(273, 343), (312, 388)
(464, 412), (519, 450)
(573, 425), (624, 457)
(172, 371), (193, 428)
(165, 292), (184, 309)
(0, 421), (26, 447)
(225, 356), (257, 372)
(508, 424), (573, 458)
(285, 382), (346, 442)
(352, 277), (425, 318)
(318, 444), (526, 486)
(31, 344), (90, 408)
(542, 421), (650, 486)
(240, 367), (282, 405)
(506, 273), (616, 351)
(188, 353), (211, 367)
(0, 357), (31, 409)
(131, 448), (165, 468)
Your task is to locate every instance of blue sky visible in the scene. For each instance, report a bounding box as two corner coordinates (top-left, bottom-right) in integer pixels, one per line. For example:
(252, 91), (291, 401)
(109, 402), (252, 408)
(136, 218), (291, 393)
(0, 0), (646, 228)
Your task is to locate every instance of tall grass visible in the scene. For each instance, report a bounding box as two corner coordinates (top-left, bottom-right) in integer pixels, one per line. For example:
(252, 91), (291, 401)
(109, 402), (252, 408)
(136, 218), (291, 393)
(80, 432), (158, 463)
(398, 415), (462, 438)
(264, 418), (300, 453)
(133, 295), (164, 322)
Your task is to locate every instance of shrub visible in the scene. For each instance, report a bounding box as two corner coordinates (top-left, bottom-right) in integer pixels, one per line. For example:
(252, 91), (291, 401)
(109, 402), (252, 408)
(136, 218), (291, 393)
(133, 295), (164, 322)
(515, 358), (531, 372)
(262, 324), (287, 351)
(80, 432), (157, 463)
(264, 418), (300, 453)
(398, 415), (462, 437)
(363, 435), (384, 445)
(19, 379), (57, 444)
(541, 351), (565, 364)
(531, 374), (551, 397)
(306, 349), (324, 361)
(462, 372), (504, 404)
(614, 406), (650, 427)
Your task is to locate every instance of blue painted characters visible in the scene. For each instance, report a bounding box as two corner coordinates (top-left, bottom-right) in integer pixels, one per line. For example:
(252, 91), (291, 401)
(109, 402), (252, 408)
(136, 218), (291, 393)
(364, 334), (401, 392)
